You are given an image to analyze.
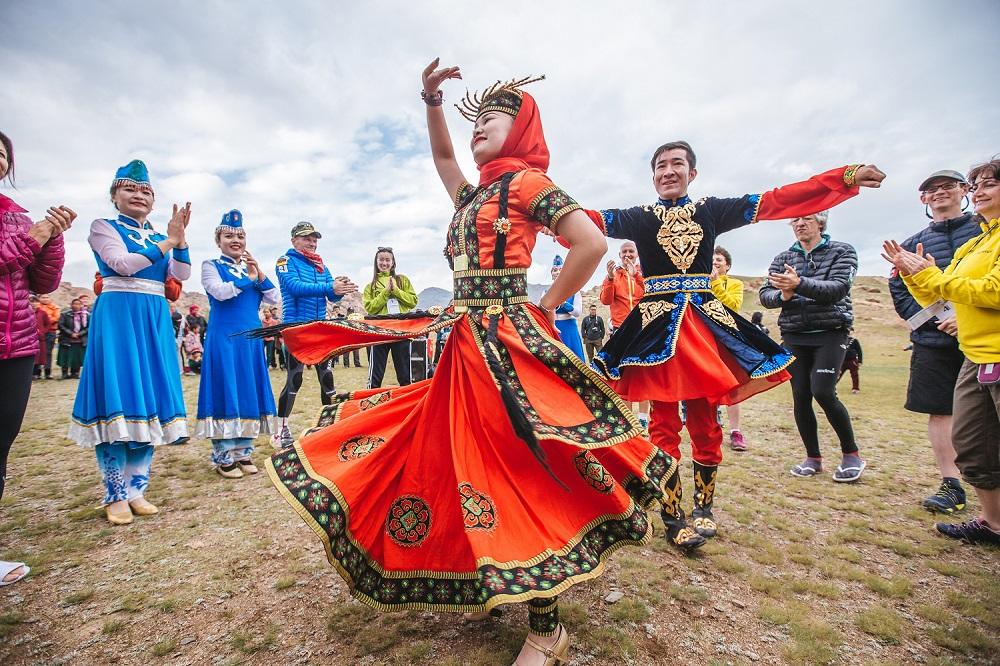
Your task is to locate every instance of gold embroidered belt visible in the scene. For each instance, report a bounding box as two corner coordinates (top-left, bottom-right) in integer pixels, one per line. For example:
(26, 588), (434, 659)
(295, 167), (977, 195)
(643, 274), (711, 295)
(452, 267), (530, 312)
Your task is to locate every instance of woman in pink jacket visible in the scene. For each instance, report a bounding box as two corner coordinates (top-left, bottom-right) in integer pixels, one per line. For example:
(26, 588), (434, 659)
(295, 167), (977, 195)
(0, 131), (75, 586)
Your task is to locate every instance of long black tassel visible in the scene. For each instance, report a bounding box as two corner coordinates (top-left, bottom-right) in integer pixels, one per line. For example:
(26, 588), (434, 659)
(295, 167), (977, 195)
(482, 314), (569, 492)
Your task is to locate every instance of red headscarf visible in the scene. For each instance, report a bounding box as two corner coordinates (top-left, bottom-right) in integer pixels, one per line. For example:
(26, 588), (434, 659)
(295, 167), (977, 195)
(477, 92), (550, 186)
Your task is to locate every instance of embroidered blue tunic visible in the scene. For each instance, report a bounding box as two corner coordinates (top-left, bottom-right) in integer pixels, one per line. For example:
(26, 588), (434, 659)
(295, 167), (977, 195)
(70, 214), (192, 446)
(196, 256), (279, 438)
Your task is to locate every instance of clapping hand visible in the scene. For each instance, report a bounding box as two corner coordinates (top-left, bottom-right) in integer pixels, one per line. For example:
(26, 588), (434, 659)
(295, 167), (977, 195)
(855, 165), (886, 188)
(768, 263), (801, 300)
(167, 202), (192, 248)
(29, 205), (76, 245)
(606, 260), (617, 280)
(333, 276), (358, 296)
(243, 250), (261, 282)
(881, 240), (934, 276)
(422, 58), (462, 94)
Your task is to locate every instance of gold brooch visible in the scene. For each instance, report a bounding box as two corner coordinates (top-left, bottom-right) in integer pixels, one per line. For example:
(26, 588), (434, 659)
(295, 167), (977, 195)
(493, 217), (512, 234)
(427, 306), (443, 316)
(485, 304), (504, 316)
(347, 313), (363, 322)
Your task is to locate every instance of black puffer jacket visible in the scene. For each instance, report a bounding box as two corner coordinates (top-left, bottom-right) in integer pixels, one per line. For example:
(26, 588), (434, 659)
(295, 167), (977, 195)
(888, 212), (978, 348)
(759, 235), (857, 334)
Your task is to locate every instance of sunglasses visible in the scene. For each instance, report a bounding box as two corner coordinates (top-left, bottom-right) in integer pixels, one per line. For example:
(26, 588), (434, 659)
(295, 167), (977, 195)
(377, 247), (393, 253)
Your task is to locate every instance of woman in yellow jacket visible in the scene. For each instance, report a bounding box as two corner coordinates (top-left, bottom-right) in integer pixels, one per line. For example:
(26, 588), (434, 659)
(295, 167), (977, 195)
(884, 159), (1000, 546)
(711, 246), (749, 451)
(363, 247), (418, 388)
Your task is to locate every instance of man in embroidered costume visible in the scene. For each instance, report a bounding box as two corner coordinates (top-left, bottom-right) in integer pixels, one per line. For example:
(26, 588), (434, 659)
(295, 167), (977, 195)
(273, 221), (357, 449)
(69, 160), (192, 525)
(581, 140), (885, 542)
(262, 62), (702, 666)
(196, 210), (279, 478)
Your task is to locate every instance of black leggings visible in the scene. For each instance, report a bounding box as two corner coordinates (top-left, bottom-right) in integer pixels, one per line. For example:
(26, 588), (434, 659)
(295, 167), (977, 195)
(368, 340), (411, 389)
(784, 330), (857, 458)
(277, 352), (335, 417)
(0, 356), (35, 500)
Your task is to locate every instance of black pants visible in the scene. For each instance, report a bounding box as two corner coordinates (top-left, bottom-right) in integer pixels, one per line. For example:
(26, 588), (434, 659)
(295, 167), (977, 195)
(0, 357), (35, 500)
(277, 352), (335, 417)
(336, 348), (362, 367)
(784, 330), (857, 458)
(368, 340), (411, 389)
(43, 332), (56, 377)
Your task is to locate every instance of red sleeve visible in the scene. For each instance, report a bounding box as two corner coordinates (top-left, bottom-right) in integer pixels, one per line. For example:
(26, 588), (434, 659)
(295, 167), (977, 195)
(599, 276), (614, 305)
(755, 165), (860, 222)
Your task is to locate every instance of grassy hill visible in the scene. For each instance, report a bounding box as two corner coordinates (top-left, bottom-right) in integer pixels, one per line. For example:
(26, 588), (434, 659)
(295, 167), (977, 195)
(2, 277), (997, 665)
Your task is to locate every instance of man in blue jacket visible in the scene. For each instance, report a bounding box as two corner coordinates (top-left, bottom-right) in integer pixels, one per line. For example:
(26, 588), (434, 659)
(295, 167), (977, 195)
(888, 170), (977, 514)
(274, 221), (358, 448)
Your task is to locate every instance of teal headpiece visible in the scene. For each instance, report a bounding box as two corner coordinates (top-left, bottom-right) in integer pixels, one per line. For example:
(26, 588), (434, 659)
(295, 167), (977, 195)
(112, 160), (153, 193)
(217, 209), (245, 233)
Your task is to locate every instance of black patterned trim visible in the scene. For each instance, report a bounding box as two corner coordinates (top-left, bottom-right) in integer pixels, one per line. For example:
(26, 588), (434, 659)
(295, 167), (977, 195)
(266, 444), (663, 613)
(467, 305), (643, 448)
(527, 186), (581, 231)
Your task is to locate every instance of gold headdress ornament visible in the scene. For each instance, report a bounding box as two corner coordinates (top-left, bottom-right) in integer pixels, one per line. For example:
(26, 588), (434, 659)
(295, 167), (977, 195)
(455, 75), (546, 122)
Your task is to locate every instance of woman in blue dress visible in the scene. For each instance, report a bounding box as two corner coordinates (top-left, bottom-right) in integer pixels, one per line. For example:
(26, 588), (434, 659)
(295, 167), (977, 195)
(549, 254), (585, 359)
(69, 160), (192, 525)
(196, 210), (278, 478)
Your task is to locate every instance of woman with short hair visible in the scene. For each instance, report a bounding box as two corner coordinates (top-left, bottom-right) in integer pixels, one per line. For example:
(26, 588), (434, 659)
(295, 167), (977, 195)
(196, 210), (278, 478)
(70, 160), (192, 525)
(760, 211), (866, 482)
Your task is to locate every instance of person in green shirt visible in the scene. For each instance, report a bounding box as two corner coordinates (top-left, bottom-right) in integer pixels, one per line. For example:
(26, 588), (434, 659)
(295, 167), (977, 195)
(363, 247), (418, 387)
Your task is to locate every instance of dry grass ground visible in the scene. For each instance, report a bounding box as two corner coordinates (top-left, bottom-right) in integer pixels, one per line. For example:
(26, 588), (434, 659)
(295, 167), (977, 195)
(1, 278), (998, 665)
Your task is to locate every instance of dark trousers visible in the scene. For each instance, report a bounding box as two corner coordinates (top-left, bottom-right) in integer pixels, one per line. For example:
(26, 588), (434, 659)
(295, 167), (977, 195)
(368, 340), (411, 389)
(584, 340), (603, 363)
(0, 357), (35, 499)
(43, 332), (56, 377)
(839, 359), (860, 391)
(336, 348), (363, 367)
(277, 352), (335, 417)
(784, 330), (857, 458)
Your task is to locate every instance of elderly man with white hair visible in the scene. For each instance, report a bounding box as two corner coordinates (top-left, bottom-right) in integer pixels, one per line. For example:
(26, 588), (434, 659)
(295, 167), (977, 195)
(760, 210), (867, 482)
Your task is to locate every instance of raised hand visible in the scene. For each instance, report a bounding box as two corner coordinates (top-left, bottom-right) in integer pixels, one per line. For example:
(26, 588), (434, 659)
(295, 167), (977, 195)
(422, 58), (462, 94)
(243, 250), (261, 282)
(167, 202), (192, 247)
(881, 240), (933, 275)
(606, 260), (617, 280)
(855, 165), (886, 188)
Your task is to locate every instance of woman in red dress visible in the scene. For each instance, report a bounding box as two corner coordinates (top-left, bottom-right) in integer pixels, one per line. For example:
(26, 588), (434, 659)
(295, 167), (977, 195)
(265, 61), (700, 665)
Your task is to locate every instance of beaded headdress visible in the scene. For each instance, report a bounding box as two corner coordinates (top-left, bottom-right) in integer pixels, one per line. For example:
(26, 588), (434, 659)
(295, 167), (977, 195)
(112, 159), (153, 194)
(456, 75), (545, 122)
(216, 209), (245, 234)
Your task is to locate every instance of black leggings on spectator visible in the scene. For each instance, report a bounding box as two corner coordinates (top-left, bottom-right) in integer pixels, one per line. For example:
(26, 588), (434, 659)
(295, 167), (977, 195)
(784, 330), (858, 459)
(0, 357), (35, 500)
(368, 340), (411, 389)
(277, 352), (335, 418)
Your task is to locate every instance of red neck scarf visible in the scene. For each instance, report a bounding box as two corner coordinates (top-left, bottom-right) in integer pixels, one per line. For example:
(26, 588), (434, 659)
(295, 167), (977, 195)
(299, 248), (326, 273)
(477, 92), (550, 186)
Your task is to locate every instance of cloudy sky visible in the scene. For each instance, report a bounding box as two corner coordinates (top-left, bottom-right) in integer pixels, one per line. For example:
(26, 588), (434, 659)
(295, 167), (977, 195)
(4, 1), (998, 295)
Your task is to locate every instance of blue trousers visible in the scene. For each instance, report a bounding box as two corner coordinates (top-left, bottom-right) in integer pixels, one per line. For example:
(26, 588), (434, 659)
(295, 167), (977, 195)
(211, 438), (254, 466)
(96, 442), (154, 505)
